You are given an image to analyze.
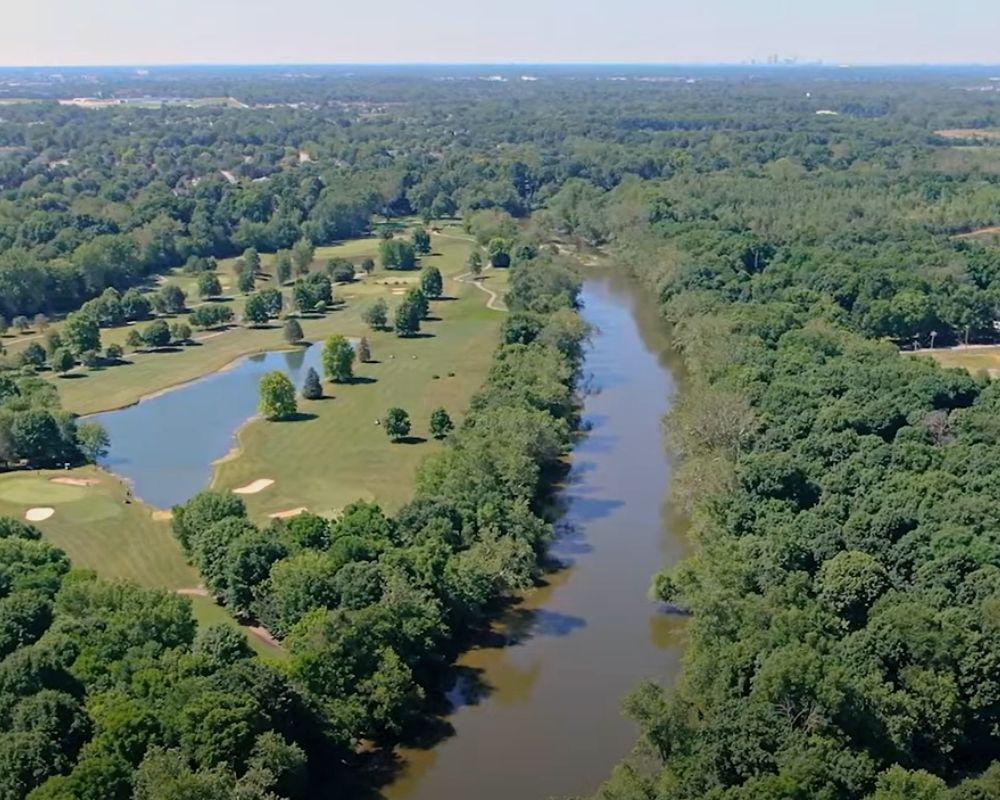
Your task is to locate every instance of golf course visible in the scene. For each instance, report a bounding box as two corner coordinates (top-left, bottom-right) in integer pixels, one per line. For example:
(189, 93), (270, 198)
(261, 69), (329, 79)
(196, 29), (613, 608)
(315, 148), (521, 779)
(0, 223), (508, 654)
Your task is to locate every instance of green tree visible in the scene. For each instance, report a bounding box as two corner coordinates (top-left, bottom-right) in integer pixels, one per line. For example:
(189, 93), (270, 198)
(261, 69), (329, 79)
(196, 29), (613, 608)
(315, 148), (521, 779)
(243, 294), (269, 327)
(487, 237), (512, 267)
(292, 239), (315, 276)
(12, 315), (30, 333)
(237, 267), (256, 295)
(420, 266), (443, 299)
(259, 371), (297, 420)
(361, 257), (375, 275)
(76, 421), (110, 462)
(362, 298), (388, 330)
(22, 342), (47, 367)
(157, 285), (187, 314)
(141, 319), (171, 349)
(429, 408), (453, 439)
(62, 313), (101, 355)
(394, 297), (421, 337)
(125, 329), (143, 351)
(258, 287), (283, 318)
(170, 321), (192, 344)
(51, 348), (75, 375)
(104, 343), (123, 361)
(242, 247), (261, 274)
(196, 272), (222, 299)
(322, 334), (355, 383)
(383, 407), (411, 441)
(412, 228), (431, 254)
(468, 249), (483, 277)
(302, 367), (322, 400)
(357, 336), (371, 363)
(283, 318), (303, 345)
(274, 250), (293, 285)
(33, 313), (49, 332)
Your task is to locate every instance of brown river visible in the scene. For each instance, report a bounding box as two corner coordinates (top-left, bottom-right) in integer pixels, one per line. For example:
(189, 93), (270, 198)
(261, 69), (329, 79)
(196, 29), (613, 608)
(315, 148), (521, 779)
(384, 271), (689, 800)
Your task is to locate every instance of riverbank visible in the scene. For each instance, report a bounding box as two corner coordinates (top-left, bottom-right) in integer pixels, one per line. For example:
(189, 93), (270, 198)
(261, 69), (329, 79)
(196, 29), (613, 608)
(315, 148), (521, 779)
(382, 270), (688, 800)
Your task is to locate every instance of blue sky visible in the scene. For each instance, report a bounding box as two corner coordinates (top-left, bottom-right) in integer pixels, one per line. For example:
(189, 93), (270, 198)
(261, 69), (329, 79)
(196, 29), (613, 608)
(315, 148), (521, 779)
(5, 0), (998, 66)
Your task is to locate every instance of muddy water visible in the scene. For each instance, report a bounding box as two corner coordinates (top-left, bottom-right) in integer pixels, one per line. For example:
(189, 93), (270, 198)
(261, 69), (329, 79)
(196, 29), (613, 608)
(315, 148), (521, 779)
(384, 271), (689, 800)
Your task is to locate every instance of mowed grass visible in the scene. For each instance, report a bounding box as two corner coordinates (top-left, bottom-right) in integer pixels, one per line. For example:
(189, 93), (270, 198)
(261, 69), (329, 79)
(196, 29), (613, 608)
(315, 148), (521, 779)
(0, 467), (291, 657)
(20, 226), (475, 415)
(187, 594), (286, 660)
(0, 466), (196, 589)
(913, 345), (1000, 375)
(213, 239), (507, 517)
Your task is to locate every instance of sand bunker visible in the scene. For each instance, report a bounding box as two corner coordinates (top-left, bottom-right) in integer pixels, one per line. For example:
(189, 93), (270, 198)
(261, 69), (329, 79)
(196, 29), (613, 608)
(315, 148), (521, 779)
(391, 288), (408, 295)
(269, 507), (307, 519)
(50, 477), (99, 487)
(233, 478), (274, 495)
(25, 507), (55, 521)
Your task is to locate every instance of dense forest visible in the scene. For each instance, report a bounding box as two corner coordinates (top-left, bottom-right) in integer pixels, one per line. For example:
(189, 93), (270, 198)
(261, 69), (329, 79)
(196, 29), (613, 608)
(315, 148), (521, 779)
(3, 65), (1000, 798)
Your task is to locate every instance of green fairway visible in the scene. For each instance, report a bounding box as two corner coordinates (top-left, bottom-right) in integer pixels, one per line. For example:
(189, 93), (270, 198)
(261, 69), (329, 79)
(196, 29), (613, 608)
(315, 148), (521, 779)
(0, 466), (197, 590)
(212, 233), (508, 517)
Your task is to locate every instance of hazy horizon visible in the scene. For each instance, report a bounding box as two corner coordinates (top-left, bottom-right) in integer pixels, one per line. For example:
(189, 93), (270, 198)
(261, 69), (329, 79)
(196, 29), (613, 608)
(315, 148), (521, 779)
(4, 0), (999, 68)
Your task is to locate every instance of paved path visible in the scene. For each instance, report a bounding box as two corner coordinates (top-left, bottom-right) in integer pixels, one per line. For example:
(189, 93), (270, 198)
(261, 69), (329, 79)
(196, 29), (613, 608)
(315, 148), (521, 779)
(456, 269), (507, 312)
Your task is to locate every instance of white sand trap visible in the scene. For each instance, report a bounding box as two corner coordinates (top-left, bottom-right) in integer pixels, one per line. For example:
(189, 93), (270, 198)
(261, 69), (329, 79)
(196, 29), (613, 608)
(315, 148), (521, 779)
(25, 507), (55, 521)
(50, 477), (99, 487)
(233, 478), (274, 495)
(269, 506), (307, 519)
(391, 288), (407, 295)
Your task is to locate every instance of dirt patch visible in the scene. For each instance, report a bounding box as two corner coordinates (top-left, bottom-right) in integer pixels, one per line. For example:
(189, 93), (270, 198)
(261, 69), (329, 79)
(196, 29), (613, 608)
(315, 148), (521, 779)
(176, 587), (210, 597)
(233, 478), (274, 495)
(49, 477), (99, 487)
(953, 225), (1000, 240)
(25, 507), (55, 521)
(247, 625), (281, 648)
(151, 510), (173, 522)
(269, 506), (308, 519)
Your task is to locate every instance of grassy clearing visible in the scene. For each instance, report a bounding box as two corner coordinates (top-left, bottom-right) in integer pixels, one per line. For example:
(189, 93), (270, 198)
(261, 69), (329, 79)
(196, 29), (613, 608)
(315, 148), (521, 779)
(212, 236), (507, 517)
(187, 594), (286, 660)
(0, 466), (196, 589)
(936, 128), (1000, 141)
(912, 345), (1000, 375)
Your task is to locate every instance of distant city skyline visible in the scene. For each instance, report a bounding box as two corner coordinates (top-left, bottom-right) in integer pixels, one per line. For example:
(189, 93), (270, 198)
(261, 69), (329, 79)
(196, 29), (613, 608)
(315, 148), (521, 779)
(3, 0), (998, 67)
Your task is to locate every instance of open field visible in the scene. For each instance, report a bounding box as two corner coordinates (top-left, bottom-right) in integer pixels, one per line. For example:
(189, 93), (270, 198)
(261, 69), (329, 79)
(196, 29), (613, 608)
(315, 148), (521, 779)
(936, 128), (1000, 141)
(910, 344), (1000, 375)
(0, 466), (196, 589)
(2, 225), (475, 415)
(212, 243), (508, 517)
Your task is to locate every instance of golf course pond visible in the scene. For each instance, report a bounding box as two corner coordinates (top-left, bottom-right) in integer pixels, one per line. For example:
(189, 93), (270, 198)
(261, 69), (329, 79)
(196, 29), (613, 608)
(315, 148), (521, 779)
(93, 343), (324, 508)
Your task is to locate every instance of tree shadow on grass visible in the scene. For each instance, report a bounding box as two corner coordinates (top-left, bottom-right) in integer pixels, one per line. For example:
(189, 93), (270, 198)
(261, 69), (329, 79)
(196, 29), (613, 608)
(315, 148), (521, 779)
(280, 411), (318, 422)
(349, 376), (377, 385)
(59, 373), (88, 380)
(424, 315), (443, 322)
(393, 436), (427, 445)
(402, 332), (436, 339)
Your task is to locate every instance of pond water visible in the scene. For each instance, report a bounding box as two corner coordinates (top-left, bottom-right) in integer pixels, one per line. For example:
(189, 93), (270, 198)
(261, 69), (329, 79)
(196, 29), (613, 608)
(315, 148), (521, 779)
(383, 271), (689, 800)
(93, 344), (323, 508)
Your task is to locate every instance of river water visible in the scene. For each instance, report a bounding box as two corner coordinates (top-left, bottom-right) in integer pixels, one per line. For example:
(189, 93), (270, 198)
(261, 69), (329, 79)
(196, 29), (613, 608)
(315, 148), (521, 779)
(384, 272), (688, 800)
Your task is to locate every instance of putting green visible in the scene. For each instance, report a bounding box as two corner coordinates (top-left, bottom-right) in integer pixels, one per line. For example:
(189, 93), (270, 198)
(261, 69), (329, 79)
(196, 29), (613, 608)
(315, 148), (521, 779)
(0, 477), (89, 505)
